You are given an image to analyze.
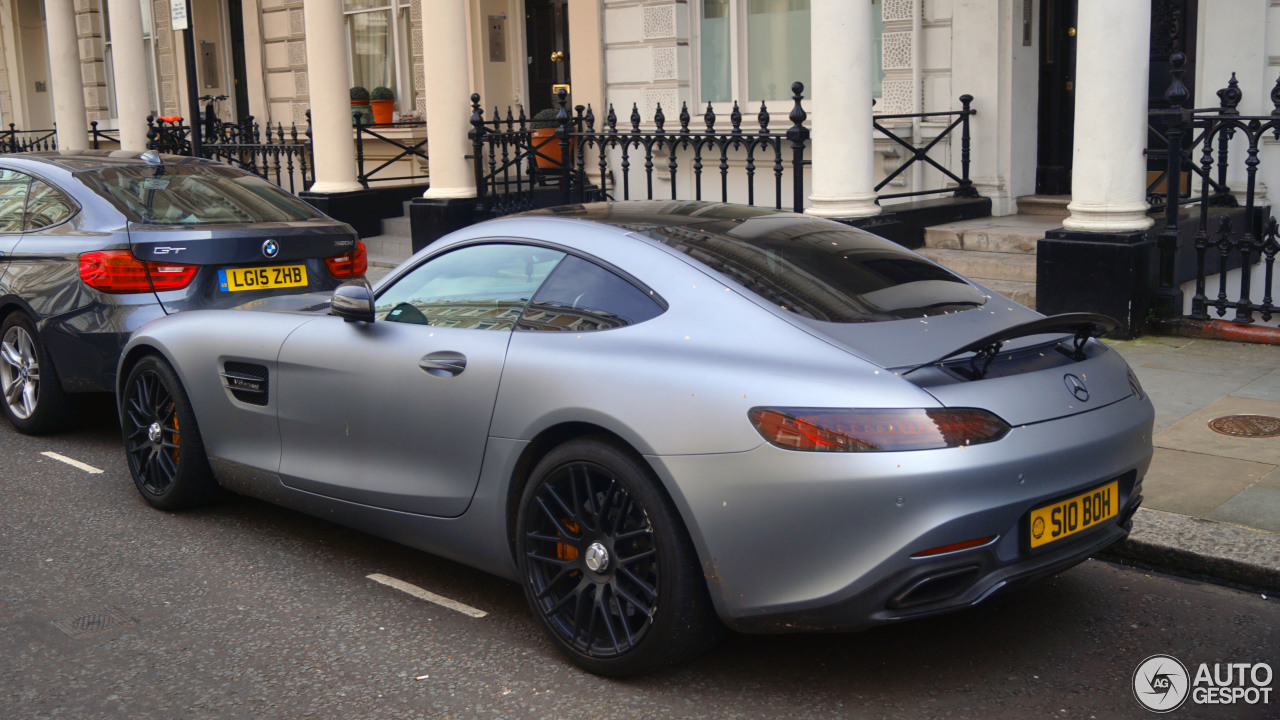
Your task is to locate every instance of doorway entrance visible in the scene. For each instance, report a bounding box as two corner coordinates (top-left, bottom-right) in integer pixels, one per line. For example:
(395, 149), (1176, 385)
(1034, 0), (1076, 196)
(525, 0), (570, 116)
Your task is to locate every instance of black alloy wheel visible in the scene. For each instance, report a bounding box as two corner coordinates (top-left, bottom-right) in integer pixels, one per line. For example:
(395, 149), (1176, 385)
(122, 355), (220, 510)
(517, 438), (720, 676)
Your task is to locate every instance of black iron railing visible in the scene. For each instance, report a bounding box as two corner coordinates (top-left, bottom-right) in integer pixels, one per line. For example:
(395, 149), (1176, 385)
(0, 125), (58, 152)
(873, 95), (977, 200)
(1152, 52), (1280, 323)
(146, 114), (314, 194)
(88, 122), (120, 149)
(354, 116), (428, 187)
(470, 84), (977, 218)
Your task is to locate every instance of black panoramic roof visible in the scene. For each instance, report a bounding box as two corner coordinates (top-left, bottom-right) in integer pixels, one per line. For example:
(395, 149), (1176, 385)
(3, 151), (214, 173)
(517, 201), (783, 231)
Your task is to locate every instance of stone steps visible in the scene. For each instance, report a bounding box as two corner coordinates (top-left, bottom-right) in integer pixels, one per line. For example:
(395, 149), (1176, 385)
(919, 213), (1064, 311)
(1015, 194), (1070, 219)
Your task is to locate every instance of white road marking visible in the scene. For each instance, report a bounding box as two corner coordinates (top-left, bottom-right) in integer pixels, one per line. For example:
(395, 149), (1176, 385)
(366, 573), (488, 618)
(41, 452), (104, 474)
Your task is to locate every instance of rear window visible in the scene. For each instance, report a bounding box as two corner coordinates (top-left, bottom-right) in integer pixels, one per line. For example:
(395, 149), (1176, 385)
(76, 164), (322, 224)
(637, 215), (986, 323)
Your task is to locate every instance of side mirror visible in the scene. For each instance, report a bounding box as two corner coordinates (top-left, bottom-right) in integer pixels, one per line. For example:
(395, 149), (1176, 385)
(330, 280), (375, 323)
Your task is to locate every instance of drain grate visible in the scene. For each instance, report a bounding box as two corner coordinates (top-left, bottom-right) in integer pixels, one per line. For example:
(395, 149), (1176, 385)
(1207, 414), (1280, 439)
(51, 607), (136, 638)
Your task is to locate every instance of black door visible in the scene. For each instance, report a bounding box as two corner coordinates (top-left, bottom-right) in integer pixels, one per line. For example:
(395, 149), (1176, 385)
(1035, 0), (1077, 195)
(526, 0), (570, 116)
(227, 0), (251, 123)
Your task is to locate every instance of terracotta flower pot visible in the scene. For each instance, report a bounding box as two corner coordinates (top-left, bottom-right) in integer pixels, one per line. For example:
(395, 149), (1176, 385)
(530, 128), (575, 170)
(370, 99), (395, 126)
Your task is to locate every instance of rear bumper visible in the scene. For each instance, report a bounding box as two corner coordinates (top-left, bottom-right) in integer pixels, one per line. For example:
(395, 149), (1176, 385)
(647, 393), (1155, 632)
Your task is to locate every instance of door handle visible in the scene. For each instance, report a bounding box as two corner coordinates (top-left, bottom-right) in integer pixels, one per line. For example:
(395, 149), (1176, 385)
(419, 351), (467, 377)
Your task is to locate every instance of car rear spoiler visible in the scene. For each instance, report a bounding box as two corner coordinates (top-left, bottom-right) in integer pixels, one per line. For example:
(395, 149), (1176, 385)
(900, 312), (1119, 380)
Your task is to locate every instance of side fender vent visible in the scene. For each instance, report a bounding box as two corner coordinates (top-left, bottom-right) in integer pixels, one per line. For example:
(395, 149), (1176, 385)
(222, 361), (269, 406)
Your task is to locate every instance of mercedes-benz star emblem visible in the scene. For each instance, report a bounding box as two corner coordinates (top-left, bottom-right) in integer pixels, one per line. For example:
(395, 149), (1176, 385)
(262, 239), (280, 258)
(1065, 374), (1089, 402)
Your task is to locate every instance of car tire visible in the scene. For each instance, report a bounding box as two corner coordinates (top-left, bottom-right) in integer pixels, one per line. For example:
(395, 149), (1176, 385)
(516, 437), (721, 676)
(121, 355), (222, 510)
(0, 313), (77, 435)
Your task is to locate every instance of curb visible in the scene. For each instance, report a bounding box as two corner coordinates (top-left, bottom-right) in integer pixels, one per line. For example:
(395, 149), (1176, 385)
(1099, 508), (1280, 593)
(1147, 317), (1280, 345)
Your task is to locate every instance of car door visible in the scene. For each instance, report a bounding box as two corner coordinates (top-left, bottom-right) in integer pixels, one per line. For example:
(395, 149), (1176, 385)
(3, 175), (86, 318)
(275, 242), (567, 518)
(0, 169), (31, 293)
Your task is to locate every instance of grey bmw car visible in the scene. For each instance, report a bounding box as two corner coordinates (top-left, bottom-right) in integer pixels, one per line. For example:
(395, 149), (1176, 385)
(0, 150), (365, 434)
(116, 201), (1154, 676)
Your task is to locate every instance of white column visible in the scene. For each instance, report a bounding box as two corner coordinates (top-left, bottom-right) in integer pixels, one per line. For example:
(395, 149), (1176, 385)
(1063, 0), (1153, 233)
(106, 0), (150, 151)
(420, 0), (475, 199)
(45, 0), (87, 151)
(303, 0), (364, 194)
(805, 0), (879, 217)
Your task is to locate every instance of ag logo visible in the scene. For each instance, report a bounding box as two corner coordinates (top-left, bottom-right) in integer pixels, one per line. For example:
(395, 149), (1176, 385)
(1134, 654), (1190, 712)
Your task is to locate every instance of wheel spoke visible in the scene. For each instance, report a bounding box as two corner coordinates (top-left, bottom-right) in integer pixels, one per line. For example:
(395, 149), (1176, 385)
(611, 582), (655, 621)
(535, 496), (579, 539)
(595, 589), (622, 654)
(20, 380), (36, 415)
(617, 565), (658, 600)
(616, 548), (656, 566)
(0, 341), (20, 369)
(4, 378), (21, 404)
(543, 482), (578, 526)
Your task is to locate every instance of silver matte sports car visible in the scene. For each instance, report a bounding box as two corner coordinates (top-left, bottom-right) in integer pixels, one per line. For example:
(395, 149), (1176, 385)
(117, 201), (1154, 676)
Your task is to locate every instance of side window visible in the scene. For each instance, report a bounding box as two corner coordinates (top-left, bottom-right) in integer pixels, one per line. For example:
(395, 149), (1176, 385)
(0, 169), (31, 233)
(24, 180), (75, 230)
(518, 255), (665, 332)
(375, 243), (566, 330)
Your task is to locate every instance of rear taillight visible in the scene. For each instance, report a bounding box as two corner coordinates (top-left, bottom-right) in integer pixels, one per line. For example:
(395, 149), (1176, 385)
(78, 250), (198, 293)
(747, 407), (1010, 452)
(325, 241), (367, 279)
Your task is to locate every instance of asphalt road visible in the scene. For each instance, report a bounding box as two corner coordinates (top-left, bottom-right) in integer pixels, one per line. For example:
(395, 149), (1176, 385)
(1, 400), (1277, 720)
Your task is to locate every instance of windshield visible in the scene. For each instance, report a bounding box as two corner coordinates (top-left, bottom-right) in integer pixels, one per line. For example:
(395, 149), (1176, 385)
(636, 214), (987, 323)
(76, 164), (323, 224)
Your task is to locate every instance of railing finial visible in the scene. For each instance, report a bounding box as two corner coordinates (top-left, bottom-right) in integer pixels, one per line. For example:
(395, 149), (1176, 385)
(1165, 52), (1190, 108)
(1217, 71), (1241, 114)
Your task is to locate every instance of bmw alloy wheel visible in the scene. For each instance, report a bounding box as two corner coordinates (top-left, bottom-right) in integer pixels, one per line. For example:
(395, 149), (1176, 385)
(0, 324), (39, 420)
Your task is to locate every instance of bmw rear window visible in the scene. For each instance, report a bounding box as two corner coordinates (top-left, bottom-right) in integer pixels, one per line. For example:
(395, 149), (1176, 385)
(636, 215), (987, 323)
(76, 164), (323, 224)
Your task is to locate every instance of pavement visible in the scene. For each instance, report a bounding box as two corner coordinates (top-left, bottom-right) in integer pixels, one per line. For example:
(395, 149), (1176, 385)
(362, 244), (1280, 592)
(1102, 335), (1280, 592)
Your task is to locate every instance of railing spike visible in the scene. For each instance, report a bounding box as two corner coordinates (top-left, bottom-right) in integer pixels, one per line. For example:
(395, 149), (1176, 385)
(679, 102), (690, 133)
(607, 103), (617, 133)
(1217, 71), (1241, 114)
(585, 103), (596, 133)
(654, 103), (665, 133)
(705, 102), (716, 133)
(730, 101), (742, 135)
(758, 101), (769, 134)
(630, 103), (641, 133)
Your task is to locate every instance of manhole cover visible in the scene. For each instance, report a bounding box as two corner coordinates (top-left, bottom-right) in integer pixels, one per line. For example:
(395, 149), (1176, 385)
(51, 607), (136, 638)
(1207, 415), (1280, 438)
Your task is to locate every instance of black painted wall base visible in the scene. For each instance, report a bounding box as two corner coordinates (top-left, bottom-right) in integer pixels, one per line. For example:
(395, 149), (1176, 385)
(410, 197), (482, 253)
(1037, 228), (1157, 338)
(299, 188), (380, 238)
(839, 196), (992, 249)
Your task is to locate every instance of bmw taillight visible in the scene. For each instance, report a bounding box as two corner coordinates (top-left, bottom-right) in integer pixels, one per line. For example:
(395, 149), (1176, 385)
(747, 407), (1010, 452)
(325, 241), (367, 279)
(78, 250), (198, 293)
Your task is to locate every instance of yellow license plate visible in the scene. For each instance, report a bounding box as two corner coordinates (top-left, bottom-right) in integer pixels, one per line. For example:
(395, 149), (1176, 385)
(218, 265), (307, 292)
(1027, 480), (1119, 549)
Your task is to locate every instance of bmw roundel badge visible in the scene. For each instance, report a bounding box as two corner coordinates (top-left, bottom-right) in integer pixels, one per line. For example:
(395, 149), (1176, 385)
(262, 239), (280, 258)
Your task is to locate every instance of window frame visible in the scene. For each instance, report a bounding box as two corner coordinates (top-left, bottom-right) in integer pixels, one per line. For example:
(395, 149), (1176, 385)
(0, 168), (31, 235)
(694, 0), (886, 108)
(23, 177), (80, 232)
(343, 0), (415, 117)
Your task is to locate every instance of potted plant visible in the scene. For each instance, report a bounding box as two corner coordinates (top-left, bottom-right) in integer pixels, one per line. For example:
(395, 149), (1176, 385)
(370, 86), (395, 125)
(350, 86), (372, 126)
(529, 107), (571, 170)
